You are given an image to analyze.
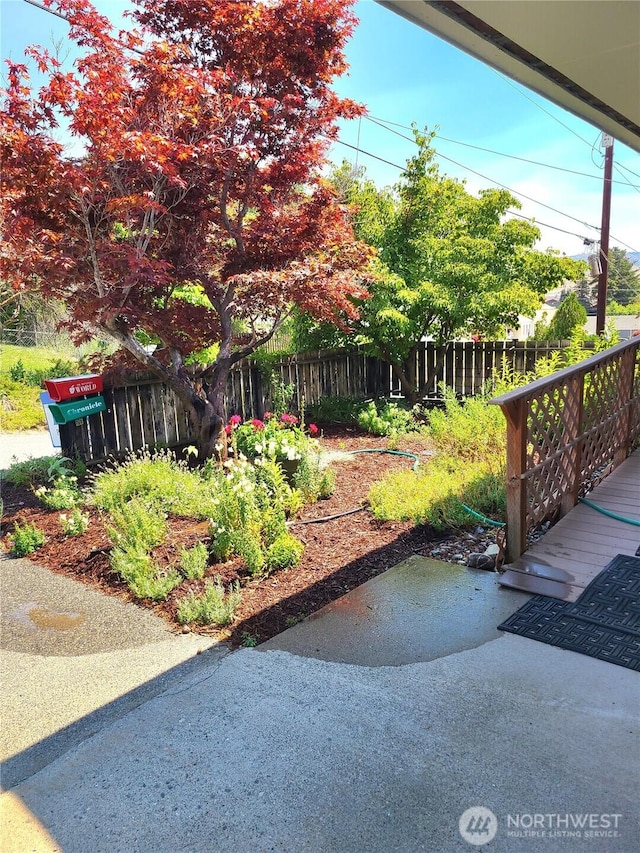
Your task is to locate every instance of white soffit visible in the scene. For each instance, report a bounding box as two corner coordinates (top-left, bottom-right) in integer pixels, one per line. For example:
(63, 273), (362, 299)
(376, 0), (640, 153)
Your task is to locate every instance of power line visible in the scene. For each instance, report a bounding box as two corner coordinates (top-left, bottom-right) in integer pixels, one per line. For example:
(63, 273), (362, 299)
(333, 138), (590, 242)
(615, 161), (640, 180)
(493, 71), (595, 149)
(367, 115), (639, 188)
(333, 135), (639, 253)
(359, 118), (640, 252)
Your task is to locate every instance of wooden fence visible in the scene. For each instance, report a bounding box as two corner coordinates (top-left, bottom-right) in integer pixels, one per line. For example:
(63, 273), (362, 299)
(489, 337), (640, 562)
(60, 340), (568, 462)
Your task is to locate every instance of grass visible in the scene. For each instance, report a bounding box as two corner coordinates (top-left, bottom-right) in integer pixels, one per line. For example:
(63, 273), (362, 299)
(0, 343), (79, 431)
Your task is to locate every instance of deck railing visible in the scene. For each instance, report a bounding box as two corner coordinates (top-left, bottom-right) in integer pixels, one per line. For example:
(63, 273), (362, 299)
(489, 337), (640, 563)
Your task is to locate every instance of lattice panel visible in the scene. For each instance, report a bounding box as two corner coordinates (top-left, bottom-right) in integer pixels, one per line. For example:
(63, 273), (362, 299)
(526, 382), (577, 466)
(524, 381), (582, 526)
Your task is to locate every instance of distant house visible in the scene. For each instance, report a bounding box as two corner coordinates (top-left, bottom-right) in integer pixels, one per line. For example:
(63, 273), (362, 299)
(584, 315), (640, 339)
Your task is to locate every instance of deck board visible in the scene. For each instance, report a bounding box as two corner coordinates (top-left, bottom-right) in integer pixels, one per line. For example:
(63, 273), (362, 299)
(500, 450), (640, 601)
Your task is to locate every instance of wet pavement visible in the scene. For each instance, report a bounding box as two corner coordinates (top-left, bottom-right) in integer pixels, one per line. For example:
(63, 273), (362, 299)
(261, 556), (526, 665)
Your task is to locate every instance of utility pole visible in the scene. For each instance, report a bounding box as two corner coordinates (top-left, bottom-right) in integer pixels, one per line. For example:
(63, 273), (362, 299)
(596, 134), (614, 335)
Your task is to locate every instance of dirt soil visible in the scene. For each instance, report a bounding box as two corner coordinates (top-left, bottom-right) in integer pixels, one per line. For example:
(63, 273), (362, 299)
(1, 427), (499, 647)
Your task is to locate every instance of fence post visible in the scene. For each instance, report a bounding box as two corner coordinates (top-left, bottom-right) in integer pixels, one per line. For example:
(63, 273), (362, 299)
(501, 397), (528, 562)
(615, 345), (637, 467)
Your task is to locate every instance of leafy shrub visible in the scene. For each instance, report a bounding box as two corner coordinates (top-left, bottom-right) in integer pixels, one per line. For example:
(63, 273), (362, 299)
(106, 497), (167, 552)
(180, 542), (208, 580)
(9, 359), (26, 382)
(292, 454), (335, 503)
(357, 400), (416, 436)
(0, 378), (47, 430)
(92, 450), (218, 518)
(34, 474), (83, 510)
(176, 578), (241, 626)
(266, 532), (304, 572)
(230, 526), (265, 576)
(110, 546), (181, 600)
(368, 458), (505, 531)
(59, 509), (90, 536)
(2, 455), (74, 488)
(207, 456), (305, 577)
(9, 521), (46, 556)
(427, 388), (505, 466)
(305, 395), (364, 424)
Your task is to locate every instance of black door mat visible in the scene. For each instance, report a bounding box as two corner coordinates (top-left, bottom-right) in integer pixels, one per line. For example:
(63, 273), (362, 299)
(498, 554), (640, 671)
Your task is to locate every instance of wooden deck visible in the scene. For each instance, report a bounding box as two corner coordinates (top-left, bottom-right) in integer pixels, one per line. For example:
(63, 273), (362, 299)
(499, 449), (640, 601)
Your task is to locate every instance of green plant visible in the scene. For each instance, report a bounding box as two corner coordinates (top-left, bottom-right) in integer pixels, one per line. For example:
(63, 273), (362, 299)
(110, 545), (181, 600)
(176, 578), (241, 626)
(34, 474), (82, 510)
(106, 497), (167, 552)
(91, 449), (218, 519)
(240, 632), (258, 647)
(266, 532), (305, 572)
(357, 400), (416, 436)
(305, 395), (364, 424)
(59, 509), (90, 536)
(427, 388), (505, 466)
(368, 458), (505, 531)
(292, 454), (335, 503)
(9, 521), (46, 556)
(9, 359), (26, 382)
(180, 542), (209, 580)
(3, 455), (66, 488)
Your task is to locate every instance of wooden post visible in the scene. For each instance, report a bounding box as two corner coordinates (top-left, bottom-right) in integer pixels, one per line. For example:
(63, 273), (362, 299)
(614, 345), (637, 467)
(502, 397), (528, 562)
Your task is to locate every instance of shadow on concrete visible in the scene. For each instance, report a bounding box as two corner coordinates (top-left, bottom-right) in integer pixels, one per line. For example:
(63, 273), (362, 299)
(1, 644), (226, 791)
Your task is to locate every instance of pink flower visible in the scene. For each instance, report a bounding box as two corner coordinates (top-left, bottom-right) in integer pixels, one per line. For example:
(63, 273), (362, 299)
(263, 411), (273, 420)
(280, 413), (298, 425)
(251, 418), (265, 431)
(228, 414), (242, 426)
(308, 423), (319, 435)
(224, 424), (232, 435)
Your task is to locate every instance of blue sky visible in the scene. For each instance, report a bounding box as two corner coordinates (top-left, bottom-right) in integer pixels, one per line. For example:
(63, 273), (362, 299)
(2, 0), (639, 256)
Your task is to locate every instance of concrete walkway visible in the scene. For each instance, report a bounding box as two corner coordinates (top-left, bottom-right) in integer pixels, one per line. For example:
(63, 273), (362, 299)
(0, 430), (59, 470)
(1, 555), (638, 852)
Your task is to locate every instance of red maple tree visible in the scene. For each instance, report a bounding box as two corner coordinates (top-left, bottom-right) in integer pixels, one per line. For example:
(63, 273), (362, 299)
(1, 0), (372, 458)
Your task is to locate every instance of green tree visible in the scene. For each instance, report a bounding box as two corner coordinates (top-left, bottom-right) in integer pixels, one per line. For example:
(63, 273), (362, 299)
(607, 247), (640, 306)
(575, 277), (594, 310)
(297, 134), (585, 402)
(545, 293), (587, 340)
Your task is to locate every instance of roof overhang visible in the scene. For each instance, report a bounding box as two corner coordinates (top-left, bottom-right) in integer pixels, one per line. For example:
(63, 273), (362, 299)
(376, 1), (640, 152)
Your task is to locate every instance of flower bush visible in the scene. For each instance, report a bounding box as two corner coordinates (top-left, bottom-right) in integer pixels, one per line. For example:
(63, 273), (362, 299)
(228, 412), (319, 463)
(34, 475), (83, 510)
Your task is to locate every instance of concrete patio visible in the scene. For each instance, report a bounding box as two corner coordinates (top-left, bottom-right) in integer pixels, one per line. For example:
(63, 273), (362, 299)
(1, 554), (638, 852)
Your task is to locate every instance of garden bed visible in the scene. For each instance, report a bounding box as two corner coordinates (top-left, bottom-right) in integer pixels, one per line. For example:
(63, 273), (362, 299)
(0, 427), (498, 646)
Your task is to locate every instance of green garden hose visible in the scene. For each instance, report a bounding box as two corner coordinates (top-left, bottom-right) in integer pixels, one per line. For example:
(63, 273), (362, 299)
(459, 503), (505, 528)
(348, 448), (421, 471)
(578, 497), (640, 527)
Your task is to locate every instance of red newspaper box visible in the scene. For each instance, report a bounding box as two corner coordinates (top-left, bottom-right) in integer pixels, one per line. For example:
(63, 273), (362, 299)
(44, 374), (103, 402)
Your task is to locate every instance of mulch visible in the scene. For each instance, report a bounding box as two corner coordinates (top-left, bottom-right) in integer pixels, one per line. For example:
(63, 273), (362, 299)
(0, 427), (497, 646)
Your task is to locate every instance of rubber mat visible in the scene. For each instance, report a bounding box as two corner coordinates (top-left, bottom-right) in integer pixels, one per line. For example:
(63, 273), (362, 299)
(498, 554), (640, 671)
